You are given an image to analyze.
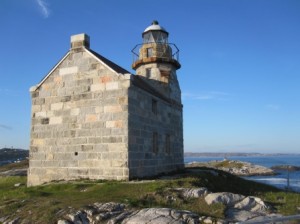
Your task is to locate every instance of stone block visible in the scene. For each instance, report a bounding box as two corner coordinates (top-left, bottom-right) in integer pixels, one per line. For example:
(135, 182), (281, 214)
(94, 144), (108, 152)
(99, 76), (112, 83)
(88, 137), (102, 144)
(32, 105), (41, 112)
(32, 139), (45, 147)
(35, 111), (47, 118)
(102, 136), (123, 143)
(81, 145), (93, 151)
(85, 114), (98, 122)
(59, 66), (79, 75)
(49, 116), (63, 124)
(104, 105), (122, 113)
(89, 168), (104, 176)
(43, 160), (60, 167)
(91, 83), (105, 92)
(58, 160), (78, 168)
(106, 82), (119, 90)
(112, 160), (127, 167)
(51, 102), (64, 110)
(70, 108), (80, 116)
(68, 168), (89, 176)
(86, 152), (101, 159)
(107, 143), (127, 152)
(73, 138), (87, 144)
(105, 120), (123, 128)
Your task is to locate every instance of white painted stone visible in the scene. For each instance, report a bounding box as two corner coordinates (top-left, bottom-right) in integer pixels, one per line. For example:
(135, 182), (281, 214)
(59, 66), (78, 76)
(51, 102), (63, 110)
(49, 116), (63, 125)
(35, 111), (47, 117)
(106, 82), (119, 90)
(70, 108), (80, 116)
(91, 84), (105, 92)
(124, 73), (132, 80)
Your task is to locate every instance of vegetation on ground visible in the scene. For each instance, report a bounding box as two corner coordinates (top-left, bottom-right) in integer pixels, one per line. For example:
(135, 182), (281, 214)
(0, 159), (28, 172)
(0, 163), (299, 223)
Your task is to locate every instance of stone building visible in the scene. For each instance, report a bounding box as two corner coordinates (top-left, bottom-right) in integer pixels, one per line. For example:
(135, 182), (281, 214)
(28, 21), (183, 186)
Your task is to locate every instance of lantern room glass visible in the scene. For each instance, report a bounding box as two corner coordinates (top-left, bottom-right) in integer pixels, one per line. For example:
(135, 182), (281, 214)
(143, 31), (168, 44)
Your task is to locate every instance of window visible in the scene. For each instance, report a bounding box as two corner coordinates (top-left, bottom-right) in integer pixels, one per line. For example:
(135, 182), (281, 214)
(153, 132), (158, 154)
(165, 134), (170, 155)
(152, 99), (157, 115)
(147, 48), (153, 57)
(146, 68), (151, 78)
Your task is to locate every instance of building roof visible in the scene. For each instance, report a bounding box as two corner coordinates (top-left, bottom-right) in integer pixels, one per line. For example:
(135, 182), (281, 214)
(88, 49), (130, 74)
(143, 20), (168, 34)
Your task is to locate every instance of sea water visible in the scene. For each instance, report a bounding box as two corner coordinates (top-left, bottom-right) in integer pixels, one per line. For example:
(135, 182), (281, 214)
(185, 155), (300, 192)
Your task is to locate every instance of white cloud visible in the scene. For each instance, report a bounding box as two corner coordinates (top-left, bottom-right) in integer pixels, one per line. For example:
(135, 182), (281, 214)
(182, 91), (230, 101)
(0, 124), (12, 130)
(265, 104), (280, 111)
(36, 0), (50, 18)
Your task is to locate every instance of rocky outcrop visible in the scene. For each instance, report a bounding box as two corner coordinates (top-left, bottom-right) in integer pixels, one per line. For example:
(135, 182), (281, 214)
(205, 192), (245, 206)
(173, 187), (210, 198)
(186, 160), (275, 176)
(205, 192), (278, 222)
(0, 168), (27, 176)
(271, 165), (300, 171)
(53, 189), (280, 224)
(56, 202), (225, 224)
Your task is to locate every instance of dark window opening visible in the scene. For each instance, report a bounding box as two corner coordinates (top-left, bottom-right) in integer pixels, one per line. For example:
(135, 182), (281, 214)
(75, 152), (78, 156)
(165, 134), (170, 155)
(152, 99), (157, 115)
(41, 118), (49, 125)
(146, 68), (151, 78)
(153, 132), (158, 154)
(147, 48), (153, 57)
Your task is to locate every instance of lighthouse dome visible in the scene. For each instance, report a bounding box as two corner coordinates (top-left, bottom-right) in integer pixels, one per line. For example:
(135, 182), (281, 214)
(143, 20), (168, 34)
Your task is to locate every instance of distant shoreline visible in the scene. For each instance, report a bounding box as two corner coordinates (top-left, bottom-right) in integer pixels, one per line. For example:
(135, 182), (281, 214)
(184, 152), (300, 157)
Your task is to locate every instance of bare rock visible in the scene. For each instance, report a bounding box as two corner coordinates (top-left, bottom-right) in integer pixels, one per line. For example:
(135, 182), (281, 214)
(226, 209), (262, 222)
(121, 208), (200, 224)
(174, 187), (209, 198)
(205, 192), (245, 206)
(94, 202), (125, 213)
(67, 211), (89, 224)
(234, 196), (269, 212)
(57, 220), (71, 224)
(3, 218), (19, 224)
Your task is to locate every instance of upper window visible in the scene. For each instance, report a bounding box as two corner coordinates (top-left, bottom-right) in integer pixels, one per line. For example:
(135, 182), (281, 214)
(153, 132), (158, 154)
(152, 99), (157, 115)
(147, 48), (153, 57)
(165, 134), (170, 155)
(146, 68), (151, 78)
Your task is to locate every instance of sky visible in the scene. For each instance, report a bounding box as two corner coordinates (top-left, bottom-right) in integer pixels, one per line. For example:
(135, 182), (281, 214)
(0, 0), (299, 153)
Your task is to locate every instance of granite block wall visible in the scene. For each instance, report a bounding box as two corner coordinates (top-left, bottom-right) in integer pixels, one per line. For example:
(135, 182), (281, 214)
(127, 81), (184, 178)
(28, 48), (130, 186)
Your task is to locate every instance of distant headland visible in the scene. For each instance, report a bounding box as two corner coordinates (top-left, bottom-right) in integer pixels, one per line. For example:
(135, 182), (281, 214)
(184, 152), (299, 157)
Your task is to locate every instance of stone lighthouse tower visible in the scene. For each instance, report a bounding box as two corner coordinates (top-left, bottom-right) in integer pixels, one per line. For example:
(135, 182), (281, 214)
(132, 20), (182, 103)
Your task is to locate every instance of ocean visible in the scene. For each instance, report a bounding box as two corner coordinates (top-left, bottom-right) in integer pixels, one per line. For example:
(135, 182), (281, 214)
(185, 155), (300, 192)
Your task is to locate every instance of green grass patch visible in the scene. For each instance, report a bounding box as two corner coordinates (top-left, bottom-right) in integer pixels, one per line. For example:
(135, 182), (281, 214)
(0, 168), (299, 223)
(0, 159), (28, 172)
(214, 160), (244, 169)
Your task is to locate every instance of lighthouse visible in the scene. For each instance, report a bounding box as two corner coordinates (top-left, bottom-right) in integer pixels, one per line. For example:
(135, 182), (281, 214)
(132, 20), (182, 102)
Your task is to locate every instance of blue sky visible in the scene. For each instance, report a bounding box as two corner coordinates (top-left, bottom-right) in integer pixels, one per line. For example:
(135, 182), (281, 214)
(0, 0), (299, 153)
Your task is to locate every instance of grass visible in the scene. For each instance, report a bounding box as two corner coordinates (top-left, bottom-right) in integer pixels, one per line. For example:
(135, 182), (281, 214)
(0, 159), (28, 172)
(0, 164), (299, 223)
(214, 160), (244, 169)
